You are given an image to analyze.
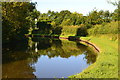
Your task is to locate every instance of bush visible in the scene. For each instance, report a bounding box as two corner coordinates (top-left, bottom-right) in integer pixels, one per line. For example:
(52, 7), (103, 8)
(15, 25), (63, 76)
(61, 25), (80, 36)
(88, 21), (118, 35)
(76, 25), (88, 37)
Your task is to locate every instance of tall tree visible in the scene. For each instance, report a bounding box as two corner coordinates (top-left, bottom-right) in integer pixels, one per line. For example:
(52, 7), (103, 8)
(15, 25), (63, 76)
(2, 2), (38, 42)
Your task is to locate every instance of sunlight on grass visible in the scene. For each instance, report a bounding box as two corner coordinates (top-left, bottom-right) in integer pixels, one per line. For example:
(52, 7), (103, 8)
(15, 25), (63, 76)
(69, 36), (118, 78)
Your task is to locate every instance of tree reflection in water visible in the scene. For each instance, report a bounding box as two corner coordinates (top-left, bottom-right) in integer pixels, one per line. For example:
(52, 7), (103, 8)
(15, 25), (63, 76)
(2, 37), (97, 78)
(28, 37), (97, 63)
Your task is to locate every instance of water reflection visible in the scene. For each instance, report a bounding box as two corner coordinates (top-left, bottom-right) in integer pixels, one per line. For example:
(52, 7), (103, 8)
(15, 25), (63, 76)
(76, 42), (97, 64)
(2, 37), (97, 78)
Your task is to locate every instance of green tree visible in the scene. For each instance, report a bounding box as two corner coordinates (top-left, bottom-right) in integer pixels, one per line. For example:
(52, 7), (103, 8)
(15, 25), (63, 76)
(2, 2), (37, 43)
(107, 0), (120, 21)
(103, 10), (111, 22)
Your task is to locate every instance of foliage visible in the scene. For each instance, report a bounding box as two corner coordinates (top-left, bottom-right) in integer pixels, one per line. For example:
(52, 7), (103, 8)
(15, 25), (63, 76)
(2, 1), (119, 78)
(3, 1), (119, 42)
(88, 21), (118, 35)
(60, 25), (80, 37)
(75, 25), (88, 37)
(69, 36), (118, 78)
(2, 2), (39, 43)
(51, 26), (62, 36)
(36, 9), (119, 37)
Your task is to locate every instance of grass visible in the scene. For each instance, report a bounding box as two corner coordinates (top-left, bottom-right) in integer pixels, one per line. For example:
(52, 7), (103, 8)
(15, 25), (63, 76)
(60, 25), (80, 37)
(29, 21), (118, 78)
(88, 21), (118, 35)
(69, 35), (118, 78)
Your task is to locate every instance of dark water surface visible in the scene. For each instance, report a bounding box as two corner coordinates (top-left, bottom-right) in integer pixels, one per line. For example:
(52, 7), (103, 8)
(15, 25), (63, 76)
(2, 37), (97, 78)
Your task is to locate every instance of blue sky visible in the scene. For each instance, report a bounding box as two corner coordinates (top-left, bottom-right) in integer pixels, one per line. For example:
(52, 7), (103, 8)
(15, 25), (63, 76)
(31, 0), (117, 16)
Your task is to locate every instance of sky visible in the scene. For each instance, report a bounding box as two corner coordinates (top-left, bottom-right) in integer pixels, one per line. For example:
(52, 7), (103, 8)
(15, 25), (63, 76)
(31, 0), (117, 16)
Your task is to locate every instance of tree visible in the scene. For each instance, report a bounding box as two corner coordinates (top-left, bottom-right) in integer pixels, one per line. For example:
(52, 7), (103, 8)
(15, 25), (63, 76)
(111, 9), (119, 21)
(2, 2), (38, 43)
(107, 0), (120, 21)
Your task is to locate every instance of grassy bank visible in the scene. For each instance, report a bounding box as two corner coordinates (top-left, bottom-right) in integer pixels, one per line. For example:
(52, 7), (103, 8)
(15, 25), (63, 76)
(60, 25), (80, 37)
(69, 35), (118, 78)
(30, 21), (118, 78)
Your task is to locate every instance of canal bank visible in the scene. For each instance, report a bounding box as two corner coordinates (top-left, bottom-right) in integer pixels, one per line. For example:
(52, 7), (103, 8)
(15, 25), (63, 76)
(69, 36), (118, 78)
(25, 34), (118, 78)
(2, 37), (98, 78)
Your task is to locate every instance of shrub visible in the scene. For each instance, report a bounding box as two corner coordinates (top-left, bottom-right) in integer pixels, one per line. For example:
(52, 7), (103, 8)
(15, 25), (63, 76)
(88, 21), (118, 35)
(76, 25), (88, 37)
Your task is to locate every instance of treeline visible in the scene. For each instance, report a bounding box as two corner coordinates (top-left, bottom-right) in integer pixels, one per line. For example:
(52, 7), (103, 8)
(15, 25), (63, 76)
(34, 7), (119, 37)
(2, 1), (119, 43)
(38, 9), (118, 26)
(28, 37), (97, 63)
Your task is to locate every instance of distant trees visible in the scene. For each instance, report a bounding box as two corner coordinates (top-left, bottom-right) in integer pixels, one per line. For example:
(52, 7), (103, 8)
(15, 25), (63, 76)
(107, 0), (120, 21)
(3, 1), (119, 42)
(111, 9), (119, 21)
(35, 8), (119, 37)
(38, 9), (118, 27)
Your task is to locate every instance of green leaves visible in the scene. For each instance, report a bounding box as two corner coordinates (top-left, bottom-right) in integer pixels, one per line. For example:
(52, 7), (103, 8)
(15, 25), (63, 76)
(2, 2), (38, 42)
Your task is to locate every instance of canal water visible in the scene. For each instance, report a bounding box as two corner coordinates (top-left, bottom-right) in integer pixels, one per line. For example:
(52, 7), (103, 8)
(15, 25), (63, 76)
(2, 37), (97, 78)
